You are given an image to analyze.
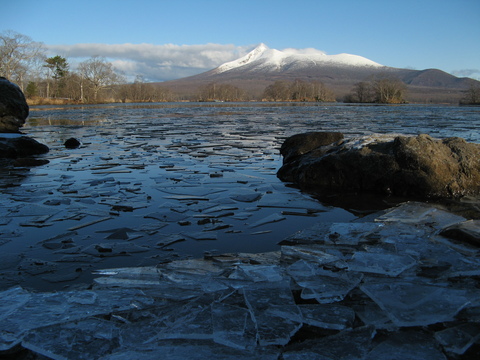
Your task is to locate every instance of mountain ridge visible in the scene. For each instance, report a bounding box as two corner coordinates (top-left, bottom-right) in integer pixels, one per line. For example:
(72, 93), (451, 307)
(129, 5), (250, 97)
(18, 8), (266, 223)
(214, 44), (383, 74)
(161, 44), (477, 103)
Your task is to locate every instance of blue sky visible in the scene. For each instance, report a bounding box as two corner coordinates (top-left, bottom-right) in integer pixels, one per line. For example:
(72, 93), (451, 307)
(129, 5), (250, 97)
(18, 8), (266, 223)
(3, 0), (479, 81)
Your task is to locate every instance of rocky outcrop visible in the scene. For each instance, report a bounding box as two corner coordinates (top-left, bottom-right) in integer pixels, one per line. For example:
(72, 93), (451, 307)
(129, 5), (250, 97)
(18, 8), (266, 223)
(0, 135), (49, 158)
(277, 132), (480, 199)
(0, 78), (49, 165)
(0, 77), (29, 133)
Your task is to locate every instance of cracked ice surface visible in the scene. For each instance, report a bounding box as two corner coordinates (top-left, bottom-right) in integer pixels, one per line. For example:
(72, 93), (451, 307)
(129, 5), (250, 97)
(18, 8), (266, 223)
(1, 201), (480, 358)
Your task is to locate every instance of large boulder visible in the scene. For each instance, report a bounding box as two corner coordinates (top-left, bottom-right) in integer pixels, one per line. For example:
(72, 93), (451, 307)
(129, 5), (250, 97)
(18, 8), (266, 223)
(0, 77), (29, 133)
(277, 132), (480, 199)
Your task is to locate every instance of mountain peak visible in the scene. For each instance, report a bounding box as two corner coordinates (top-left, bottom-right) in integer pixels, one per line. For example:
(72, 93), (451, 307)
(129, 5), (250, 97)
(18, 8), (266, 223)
(216, 43), (270, 73)
(214, 44), (383, 74)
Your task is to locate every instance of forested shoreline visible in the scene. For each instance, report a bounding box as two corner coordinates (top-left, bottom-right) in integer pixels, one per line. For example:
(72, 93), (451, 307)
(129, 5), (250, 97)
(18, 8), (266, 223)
(2, 30), (478, 105)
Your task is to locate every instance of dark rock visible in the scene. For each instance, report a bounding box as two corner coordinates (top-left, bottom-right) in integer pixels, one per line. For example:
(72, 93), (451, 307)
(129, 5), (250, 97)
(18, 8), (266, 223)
(280, 131), (344, 163)
(0, 77), (29, 133)
(13, 158), (49, 167)
(278, 132), (480, 199)
(0, 135), (49, 159)
(64, 137), (81, 149)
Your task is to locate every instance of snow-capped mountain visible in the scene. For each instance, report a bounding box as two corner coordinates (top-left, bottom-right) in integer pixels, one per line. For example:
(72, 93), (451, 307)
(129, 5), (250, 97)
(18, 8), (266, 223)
(162, 43), (476, 103)
(214, 43), (383, 74)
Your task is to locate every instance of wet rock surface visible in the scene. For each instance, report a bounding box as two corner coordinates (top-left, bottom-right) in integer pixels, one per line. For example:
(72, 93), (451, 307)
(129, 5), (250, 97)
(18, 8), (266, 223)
(278, 132), (480, 199)
(0, 79), (49, 164)
(0, 134), (49, 159)
(1, 202), (479, 359)
(0, 77), (29, 133)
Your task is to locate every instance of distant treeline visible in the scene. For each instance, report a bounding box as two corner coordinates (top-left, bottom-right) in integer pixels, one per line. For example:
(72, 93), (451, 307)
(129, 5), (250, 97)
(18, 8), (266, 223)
(4, 30), (477, 105)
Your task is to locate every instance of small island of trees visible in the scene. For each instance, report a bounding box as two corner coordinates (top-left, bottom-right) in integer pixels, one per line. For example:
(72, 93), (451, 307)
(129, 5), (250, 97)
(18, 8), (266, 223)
(344, 75), (407, 104)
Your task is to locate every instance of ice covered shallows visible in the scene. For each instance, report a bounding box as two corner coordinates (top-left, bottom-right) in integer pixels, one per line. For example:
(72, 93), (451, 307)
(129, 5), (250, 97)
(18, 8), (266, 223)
(2, 201), (480, 359)
(243, 281), (302, 346)
(360, 280), (471, 326)
(0, 286), (154, 352)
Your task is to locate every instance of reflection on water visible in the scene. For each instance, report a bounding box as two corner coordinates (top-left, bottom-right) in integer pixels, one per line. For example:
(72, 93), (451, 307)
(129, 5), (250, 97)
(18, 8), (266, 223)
(1, 102), (479, 291)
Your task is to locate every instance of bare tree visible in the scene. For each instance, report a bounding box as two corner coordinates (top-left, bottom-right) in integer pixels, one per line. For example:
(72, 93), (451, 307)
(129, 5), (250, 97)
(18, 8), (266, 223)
(263, 80), (335, 102)
(373, 76), (406, 104)
(353, 81), (374, 103)
(346, 76), (406, 103)
(460, 80), (480, 105)
(263, 81), (290, 101)
(198, 82), (246, 102)
(0, 30), (45, 89)
(78, 56), (121, 102)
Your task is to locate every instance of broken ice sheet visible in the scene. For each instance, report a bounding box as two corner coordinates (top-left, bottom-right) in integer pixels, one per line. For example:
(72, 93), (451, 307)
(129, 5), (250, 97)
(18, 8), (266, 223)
(155, 234), (186, 248)
(18, 258), (57, 275)
(298, 304), (355, 330)
(287, 260), (363, 303)
(352, 299), (396, 330)
(243, 281), (302, 346)
(0, 286), (153, 351)
(211, 302), (257, 350)
(102, 339), (281, 360)
(7, 203), (60, 217)
(184, 231), (218, 241)
(281, 245), (341, 265)
(434, 322), (480, 355)
(375, 202), (465, 229)
(347, 251), (416, 276)
(248, 213), (286, 228)
(82, 242), (150, 257)
(96, 227), (143, 240)
(283, 325), (375, 360)
(230, 190), (263, 203)
(22, 317), (121, 360)
(366, 329), (447, 360)
(144, 209), (189, 222)
(360, 280), (473, 326)
(439, 219), (480, 248)
(152, 297), (213, 341)
(229, 264), (286, 283)
(325, 222), (382, 245)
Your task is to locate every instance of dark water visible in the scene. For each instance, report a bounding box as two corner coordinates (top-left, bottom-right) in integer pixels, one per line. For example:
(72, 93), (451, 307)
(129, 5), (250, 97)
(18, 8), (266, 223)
(1, 102), (479, 291)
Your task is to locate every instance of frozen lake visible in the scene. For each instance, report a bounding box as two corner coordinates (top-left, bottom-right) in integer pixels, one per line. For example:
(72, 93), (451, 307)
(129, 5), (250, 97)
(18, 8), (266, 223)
(1, 102), (479, 291)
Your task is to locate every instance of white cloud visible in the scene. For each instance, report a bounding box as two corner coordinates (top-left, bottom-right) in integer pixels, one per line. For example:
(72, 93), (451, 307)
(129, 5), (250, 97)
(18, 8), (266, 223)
(451, 69), (480, 80)
(282, 47), (327, 56)
(46, 43), (254, 82)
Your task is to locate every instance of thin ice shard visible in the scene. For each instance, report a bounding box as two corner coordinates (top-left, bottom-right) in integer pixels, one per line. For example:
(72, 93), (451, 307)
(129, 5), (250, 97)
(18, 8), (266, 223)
(282, 326), (375, 360)
(366, 329), (447, 360)
(211, 302), (257, 350)
(0, 287), (153, 351)
(248, 213), (286, 228)
(233, 264), (286, 283)
(360, 280), (473, 326)
(22, 318), (121, 360)
(102, 339), (280, 360)
(287, 260), (363, 303)
(325, 222), (381, 245)
(298, 304), (355, 330)
(281, 245), (340, 265)
(434, 322), (480, 355)
(347, 252), (416, 276)
(243, 282), (302, 346)
(376, 201), (465, 229)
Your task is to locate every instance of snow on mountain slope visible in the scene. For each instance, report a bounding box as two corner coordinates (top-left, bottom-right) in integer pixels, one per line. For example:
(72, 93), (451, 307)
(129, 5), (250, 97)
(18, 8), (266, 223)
(215, 43), (383, 74)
